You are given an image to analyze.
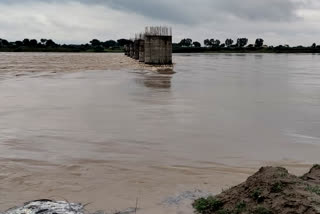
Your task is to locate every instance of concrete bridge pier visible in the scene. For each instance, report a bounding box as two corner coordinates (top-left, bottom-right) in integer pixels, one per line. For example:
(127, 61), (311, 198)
(138, 39), (145, 62)
(134, 40), (140, 60)
(125, 26), (172, 65)
(144, 35), (172, 65)
(129, 43), (134, 58)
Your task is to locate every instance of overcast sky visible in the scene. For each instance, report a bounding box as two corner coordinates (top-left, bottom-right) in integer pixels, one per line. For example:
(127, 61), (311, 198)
(0, 0), (319, 45)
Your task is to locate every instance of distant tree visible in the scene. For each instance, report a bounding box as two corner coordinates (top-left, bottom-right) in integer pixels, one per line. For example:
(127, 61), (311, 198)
(173, 43), (181, 49)
(237, 38), (248, 47)
(103, 40), (117, 48)
(220, 43), (226, 48)
(15, 41), (23, 47)
(93, 46), (104, 52)
(117, 39), (131, 47)
(255, 38), (264, 47)
(40, 39), (47, 45)
(209, 39), (215, 47)
(204, 39), (217, 48)
(312, 43), (317, 48)
(90, 39), (101, 47)
(179, 38), (192, 47)
(247, 44), (254, 48)
(0, 39), (9, 47)
(29, 39), (38, 47)
(23, 38), (30, 46)
(225, 39), (234, 47)
(46, 39), (57, 47)
(214, 39), (221, 47)
(204, 39), (211, 47)
(193, 41), (201, 48)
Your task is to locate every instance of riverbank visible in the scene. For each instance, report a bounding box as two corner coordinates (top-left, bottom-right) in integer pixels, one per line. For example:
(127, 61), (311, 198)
(0, 158), (313, 214)
(1, 47), (320, 54)
(2, 165), (318, 214)
(193, 165), (320, 214)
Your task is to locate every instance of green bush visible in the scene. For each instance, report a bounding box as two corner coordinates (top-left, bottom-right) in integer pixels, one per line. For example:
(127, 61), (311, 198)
(193, 196), (224, 214)
(270, 182), (285, 193)
(306, 185), (320, 196)
(234, 201), (246, 213)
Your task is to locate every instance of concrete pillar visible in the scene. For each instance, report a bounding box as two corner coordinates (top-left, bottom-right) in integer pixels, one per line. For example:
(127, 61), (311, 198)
(129, 43), (134, 58)
(144, 35), (172, 65)
(138, 39), (145, 62)
(124, 45), (129, 56)
(134, 40), (140, 60)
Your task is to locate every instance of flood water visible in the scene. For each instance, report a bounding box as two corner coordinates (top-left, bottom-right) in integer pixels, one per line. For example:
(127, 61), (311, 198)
(0, 53), (320, 213)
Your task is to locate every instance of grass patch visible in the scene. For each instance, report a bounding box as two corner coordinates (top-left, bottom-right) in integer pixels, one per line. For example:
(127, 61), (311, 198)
(251, 188), (263, 202)
(312, 164), (320, 170)
(306, 185), (320, 196)
(234, 201), (246, 213)
(193, 196), (224, 214)
(270, 182), (285, 193)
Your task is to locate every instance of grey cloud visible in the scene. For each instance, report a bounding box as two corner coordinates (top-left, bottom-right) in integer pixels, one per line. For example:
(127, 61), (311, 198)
(81, 0), (304, 23)
(213, 0), (302, 21)
(0, 0), (319, 45)
(0, 0), (305, 24)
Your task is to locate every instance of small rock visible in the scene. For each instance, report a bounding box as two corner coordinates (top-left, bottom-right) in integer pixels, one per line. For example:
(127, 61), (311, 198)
(3, 199), (85, 214)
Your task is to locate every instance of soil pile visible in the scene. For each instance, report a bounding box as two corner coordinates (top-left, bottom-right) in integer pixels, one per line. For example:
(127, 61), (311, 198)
(193, 165), (320, 214)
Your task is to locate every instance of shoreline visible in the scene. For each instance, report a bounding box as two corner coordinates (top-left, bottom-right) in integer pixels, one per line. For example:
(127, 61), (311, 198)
(1, 48), (320, 54)
(1, 162), (315, 214)
(0, 157), (313, 214)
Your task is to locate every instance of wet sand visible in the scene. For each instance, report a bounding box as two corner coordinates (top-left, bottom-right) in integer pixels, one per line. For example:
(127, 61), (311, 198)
(0, 53), (319, 213)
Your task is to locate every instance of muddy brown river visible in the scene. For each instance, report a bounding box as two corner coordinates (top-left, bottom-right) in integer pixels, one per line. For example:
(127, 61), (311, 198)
(0, 53), (319, 213)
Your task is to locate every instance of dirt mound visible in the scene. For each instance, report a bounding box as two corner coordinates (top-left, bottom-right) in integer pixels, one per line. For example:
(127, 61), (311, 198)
(193, 166), (320, 214)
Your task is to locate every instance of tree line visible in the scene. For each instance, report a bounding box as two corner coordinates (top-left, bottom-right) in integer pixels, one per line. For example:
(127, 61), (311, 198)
(0, 37), (319, 53)
(178, 38), (282, 48)
(0, 38), (131, 52)
(174, 38), (320, 53)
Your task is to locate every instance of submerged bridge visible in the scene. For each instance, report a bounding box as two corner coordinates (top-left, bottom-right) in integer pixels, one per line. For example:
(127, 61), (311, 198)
(125, 26), (172, 65)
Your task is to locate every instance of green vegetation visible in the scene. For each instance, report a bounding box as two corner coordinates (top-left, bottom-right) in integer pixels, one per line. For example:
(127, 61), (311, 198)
(251, 188), (263, 202)
(1, 37), (320, 53)
(0, 38), (131, 52)
(174, 37), (320, 53)
(306, 185), (320, 196)
(234, 202), (247, 213)
(270, 182), (285, 193)
(193, 196), (224, 214)
(312, 164), (320, 170)
(193, 197), (248, 214)
(193, 196), (275, 214)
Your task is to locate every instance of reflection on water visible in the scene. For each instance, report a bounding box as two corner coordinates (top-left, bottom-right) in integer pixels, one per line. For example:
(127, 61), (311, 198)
(135, 71), (172, 89)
